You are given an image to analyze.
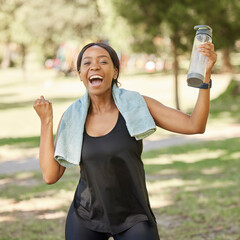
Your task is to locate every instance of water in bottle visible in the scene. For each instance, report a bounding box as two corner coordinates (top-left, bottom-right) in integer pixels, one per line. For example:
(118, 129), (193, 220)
(187, 25), (212, 87)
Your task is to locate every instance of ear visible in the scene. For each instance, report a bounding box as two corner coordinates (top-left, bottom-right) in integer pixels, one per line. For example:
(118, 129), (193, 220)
(113, 68), (118, 80)
(78, 70), (83, 81)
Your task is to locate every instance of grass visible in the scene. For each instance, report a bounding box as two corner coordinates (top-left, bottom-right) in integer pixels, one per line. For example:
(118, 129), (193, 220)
(0, 67), (239, 239)
(0, 136), (40, 148)
(209, 79), (240, 122)
(0, 138), (239, 239)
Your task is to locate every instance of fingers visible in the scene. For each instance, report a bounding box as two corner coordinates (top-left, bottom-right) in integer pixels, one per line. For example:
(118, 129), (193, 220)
(198, 43), (217, 63)
(33, 96), (51, 108)
(198, 42), (214, 51)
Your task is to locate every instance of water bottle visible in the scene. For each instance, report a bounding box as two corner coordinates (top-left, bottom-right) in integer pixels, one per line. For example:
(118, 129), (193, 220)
(187, 25), (212, 87)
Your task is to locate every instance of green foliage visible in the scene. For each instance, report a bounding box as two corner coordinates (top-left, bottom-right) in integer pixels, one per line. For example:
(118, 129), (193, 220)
(97, 0), (133, 52)
(23, 0), (103, 59)
(210, 79), (240, 122)
(111, 0), (200, 55)
(0, 0), (104, 62)
(0, 0), (24, 42)
(112, 0), (240, 54)
(195, 0), (240, 50)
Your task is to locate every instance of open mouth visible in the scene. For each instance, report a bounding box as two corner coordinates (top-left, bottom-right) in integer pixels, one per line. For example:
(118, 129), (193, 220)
(89, 75), (103, 87)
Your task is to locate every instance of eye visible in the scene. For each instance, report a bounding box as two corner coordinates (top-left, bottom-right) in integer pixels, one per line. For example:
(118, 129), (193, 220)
(100, 61), (108, 64)
(83, 62), (90, 65)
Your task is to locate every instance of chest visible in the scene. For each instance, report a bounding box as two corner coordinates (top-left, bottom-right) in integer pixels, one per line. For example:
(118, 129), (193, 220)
(82, 114), (143, 165)
(85, 110), (119, 137)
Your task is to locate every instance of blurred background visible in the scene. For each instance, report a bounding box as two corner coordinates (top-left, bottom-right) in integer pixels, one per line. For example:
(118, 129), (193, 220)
(0, 0), (240, 239)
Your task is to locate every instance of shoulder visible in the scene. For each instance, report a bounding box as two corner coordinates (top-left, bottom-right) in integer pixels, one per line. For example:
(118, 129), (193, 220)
(64, 93), (88, 115)
(115, 87), (141, 97)
(142, 95), (162, 107)
(142, 95), (169, 117)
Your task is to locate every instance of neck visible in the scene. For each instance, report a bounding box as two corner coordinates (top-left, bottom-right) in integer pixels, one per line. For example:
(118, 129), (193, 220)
(89, 89), (115, 114)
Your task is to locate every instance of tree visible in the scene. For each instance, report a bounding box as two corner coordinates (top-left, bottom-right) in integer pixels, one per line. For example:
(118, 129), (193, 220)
(111, 0), (199, 110)
(195, 0), (240, 72)
(0, 0), (24, 68)
(111, 0), (240, 108)
(23, 0), (103, 61)
(0, 0), (104, 68)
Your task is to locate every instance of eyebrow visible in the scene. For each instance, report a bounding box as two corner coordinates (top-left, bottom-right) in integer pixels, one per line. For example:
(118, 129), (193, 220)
(83, 55), (110, 60)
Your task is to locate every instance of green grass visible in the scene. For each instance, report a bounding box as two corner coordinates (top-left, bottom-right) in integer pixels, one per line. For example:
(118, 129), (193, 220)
(0, 68), (239, 239)
(0, 136), (40, 148)
(142, 138), (240, 239)
(0, 138), (239, 239)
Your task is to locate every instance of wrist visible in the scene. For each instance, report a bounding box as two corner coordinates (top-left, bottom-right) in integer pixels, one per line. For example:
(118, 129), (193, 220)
(200, 79), (212, 89)
(204, 73), (211, 83)
(41, 117), (53, 126)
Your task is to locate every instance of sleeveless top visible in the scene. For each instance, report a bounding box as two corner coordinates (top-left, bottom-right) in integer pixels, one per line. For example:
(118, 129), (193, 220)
(72, 112), (157, 235)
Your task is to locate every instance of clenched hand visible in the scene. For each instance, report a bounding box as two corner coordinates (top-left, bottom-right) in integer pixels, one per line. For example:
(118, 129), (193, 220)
(33, 96), (53, 125)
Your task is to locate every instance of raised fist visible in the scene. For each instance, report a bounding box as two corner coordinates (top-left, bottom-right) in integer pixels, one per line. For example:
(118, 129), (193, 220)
(33, 96), (53, 124)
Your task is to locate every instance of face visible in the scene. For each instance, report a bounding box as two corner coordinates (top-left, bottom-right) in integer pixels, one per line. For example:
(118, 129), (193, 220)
(79, 46), (118, 96)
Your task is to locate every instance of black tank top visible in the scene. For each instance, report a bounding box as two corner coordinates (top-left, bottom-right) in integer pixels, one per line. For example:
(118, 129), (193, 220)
(73, 112), (157, 235)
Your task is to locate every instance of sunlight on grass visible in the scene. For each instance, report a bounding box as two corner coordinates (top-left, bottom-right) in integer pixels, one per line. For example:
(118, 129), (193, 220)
(229, 151), (240, 160)
(147, 179), (202, 191)
(144, 149), (226, 165)
(184, 180), (235, 192)
(201, 167), (222, 175)
(0, 68), (232, 139)
(0, 66), (239, 239)
(149, 194), (173, 208)
(37, 211), (66, 220)
(0, 145), (38, 163)
(0, 193), (72, 213)
(0, 215), (16, 223)
(15, 172), (35, 180)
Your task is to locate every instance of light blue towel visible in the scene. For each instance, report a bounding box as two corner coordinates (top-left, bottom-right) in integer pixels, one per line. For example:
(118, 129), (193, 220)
(54, 84), (156, 168)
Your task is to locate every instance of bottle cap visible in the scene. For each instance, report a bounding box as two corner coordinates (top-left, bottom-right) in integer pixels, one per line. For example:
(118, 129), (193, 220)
(194, 25), (212, 37)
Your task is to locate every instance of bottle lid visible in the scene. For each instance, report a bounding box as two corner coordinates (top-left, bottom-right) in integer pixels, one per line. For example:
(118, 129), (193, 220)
(194, 25), (212, 37)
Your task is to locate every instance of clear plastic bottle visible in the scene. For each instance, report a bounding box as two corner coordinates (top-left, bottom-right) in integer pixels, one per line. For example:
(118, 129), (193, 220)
(187, 25), (212, 87)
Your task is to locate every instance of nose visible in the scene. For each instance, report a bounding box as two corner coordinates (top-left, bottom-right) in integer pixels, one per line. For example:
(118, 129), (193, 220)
(90, 63), (100, 71)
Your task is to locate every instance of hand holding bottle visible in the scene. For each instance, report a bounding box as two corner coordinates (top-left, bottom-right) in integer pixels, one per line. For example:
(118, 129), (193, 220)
(187, 25), (215, 87)
(198, 42), (217, 79)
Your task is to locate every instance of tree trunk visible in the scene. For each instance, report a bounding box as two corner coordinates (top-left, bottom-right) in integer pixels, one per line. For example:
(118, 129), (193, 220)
(221, 48), (232, 72)
(20, 44), (27, 81)
(20, 44), (26, 70)
(1, 43), (11, 68)
(171, 38), (180, 110)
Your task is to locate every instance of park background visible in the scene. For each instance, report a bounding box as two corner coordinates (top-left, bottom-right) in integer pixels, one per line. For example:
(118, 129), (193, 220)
(0, 0), (240, 239)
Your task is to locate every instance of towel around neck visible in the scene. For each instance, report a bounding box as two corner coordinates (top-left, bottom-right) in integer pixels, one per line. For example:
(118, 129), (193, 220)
(54, 84), (156, 168)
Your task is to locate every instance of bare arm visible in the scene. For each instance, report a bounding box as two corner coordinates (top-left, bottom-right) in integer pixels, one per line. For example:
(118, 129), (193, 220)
(144, 87), (210, 134)
(144, 42), (217, 135)
(33, 96), (65, 184)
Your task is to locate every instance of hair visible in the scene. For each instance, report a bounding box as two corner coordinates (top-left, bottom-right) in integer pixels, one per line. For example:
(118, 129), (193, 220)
(77, 42), (120, 86)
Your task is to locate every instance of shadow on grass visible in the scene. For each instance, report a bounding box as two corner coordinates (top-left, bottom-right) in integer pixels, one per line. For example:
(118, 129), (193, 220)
(0, 209), (67, 240)
(143, 138), (240, 177)
(143, 138), (240, 239)
(0, 138), (239, 239)
(0, 169), (79, 239)
(0, 97), (80, 111)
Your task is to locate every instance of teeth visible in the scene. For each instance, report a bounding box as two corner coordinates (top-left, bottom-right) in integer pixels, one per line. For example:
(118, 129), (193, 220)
(89, 75), (103, 80)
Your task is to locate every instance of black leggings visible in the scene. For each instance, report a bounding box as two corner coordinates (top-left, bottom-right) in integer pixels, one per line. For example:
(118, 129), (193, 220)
(65, 203), (160, 240)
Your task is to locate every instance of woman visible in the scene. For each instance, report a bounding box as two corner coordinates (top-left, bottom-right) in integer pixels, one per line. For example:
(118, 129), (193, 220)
(33, 42), (217, 240)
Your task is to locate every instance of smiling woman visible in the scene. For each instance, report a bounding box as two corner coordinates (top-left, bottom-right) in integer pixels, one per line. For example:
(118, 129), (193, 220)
(77, 43), (120, 88)
(33, 41), (217, 240)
